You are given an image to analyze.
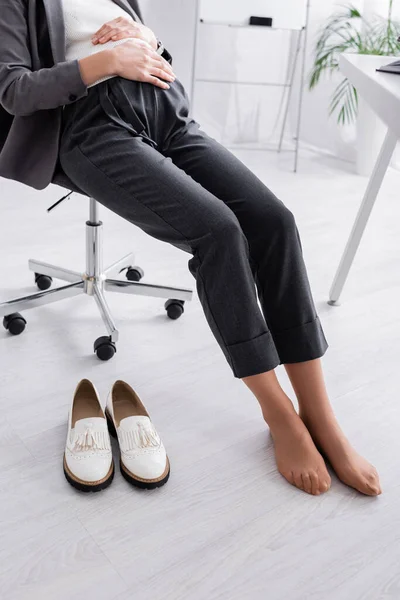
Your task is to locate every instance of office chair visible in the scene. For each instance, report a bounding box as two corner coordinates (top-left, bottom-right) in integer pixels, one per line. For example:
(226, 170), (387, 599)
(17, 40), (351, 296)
(0, 173), (193, 361)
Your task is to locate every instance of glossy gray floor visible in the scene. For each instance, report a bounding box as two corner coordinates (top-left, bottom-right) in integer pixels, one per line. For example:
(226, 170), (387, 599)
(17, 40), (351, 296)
(1, 148), (399, 600)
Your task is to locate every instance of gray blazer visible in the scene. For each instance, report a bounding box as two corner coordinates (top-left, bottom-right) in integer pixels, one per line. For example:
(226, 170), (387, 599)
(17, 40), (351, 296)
(0, 0), (170, 190)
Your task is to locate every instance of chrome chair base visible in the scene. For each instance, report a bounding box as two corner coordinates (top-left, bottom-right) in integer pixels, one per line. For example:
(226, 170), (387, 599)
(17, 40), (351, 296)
(0, 199), (193, 360)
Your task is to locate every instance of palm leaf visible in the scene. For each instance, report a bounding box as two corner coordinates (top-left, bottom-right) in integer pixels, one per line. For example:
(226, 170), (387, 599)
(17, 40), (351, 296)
(329, 78), (358, 125)
(309, 3), (400, 124)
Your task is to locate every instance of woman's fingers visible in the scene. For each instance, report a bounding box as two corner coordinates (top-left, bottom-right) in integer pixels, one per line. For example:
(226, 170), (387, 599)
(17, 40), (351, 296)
(97, 27), (121, 44)
(149, 56), (175, 80)
(153, 55), (175, 76)
(92, 17), (128, 41)
(145, 75), (171, 90)
(95, 26), (134, 44)
(111, 30), (135, 42)
(92, 24), (113, 43)
(150, 66), (175, 83)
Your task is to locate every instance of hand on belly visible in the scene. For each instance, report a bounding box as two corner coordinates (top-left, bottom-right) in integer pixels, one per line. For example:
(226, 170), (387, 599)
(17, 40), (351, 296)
(91, 16), (158, 51)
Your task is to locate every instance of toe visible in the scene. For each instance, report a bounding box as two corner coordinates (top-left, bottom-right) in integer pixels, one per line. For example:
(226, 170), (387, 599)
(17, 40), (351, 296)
(363, 468), (381, 495)
(324, 472), (332, 491)
(301, 473), (312, 494)
(347, 470), (381, 495)
(320, 476), (331, 494)
(365, 480), (382, 496)
(309, 471), (320, 495)
(293, 471), (305, 491)
(369, 470), (380, 485)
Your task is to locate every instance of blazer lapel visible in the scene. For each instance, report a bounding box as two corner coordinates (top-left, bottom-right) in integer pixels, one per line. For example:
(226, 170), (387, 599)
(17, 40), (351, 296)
(112, 0), (143, 23)
(42, 0), (67, 63)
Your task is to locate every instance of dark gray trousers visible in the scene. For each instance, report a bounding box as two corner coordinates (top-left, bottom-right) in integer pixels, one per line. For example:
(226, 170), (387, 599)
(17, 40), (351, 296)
(59, 76), (328, 378)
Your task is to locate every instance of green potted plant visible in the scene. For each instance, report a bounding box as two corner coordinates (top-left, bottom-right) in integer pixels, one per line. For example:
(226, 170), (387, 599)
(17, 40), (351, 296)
(309, 2), (400, 173)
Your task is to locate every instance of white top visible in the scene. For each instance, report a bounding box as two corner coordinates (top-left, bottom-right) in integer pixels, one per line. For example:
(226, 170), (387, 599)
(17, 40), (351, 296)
(61, 0), (138, 87)
(339, 54), (400, 139)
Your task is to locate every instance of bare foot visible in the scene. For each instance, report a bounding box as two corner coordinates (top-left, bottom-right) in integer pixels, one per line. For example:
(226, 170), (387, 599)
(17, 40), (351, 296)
(301, 413), (382, 496)
(269, 414), (331, 496)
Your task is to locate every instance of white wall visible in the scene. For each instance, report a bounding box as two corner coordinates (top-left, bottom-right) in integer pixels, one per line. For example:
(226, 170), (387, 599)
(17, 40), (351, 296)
(139, 0), (197, 93)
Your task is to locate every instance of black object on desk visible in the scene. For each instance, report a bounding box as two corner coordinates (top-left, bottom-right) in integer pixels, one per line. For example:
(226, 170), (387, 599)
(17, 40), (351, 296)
(376, 59), (400, 75)
(249, 16), (273, 27)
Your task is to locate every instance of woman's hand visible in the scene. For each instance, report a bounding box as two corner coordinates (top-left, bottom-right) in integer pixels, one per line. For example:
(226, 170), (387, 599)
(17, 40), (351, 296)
(92, 16), (157, 50)
(112, 39), (175, 89)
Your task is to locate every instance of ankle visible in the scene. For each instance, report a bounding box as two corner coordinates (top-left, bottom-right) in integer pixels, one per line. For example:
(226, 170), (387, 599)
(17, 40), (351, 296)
(301, 410), (345, 443)
(300, 406), (337, 427)
(263, 406), (300, 436)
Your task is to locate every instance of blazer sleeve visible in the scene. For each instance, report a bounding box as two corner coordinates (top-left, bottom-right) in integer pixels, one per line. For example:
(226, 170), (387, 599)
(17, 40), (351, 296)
(0, 0), (88, 117)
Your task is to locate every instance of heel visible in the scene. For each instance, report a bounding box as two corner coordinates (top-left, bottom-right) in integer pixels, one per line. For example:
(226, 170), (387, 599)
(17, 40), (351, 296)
(105, 410), (117, 438)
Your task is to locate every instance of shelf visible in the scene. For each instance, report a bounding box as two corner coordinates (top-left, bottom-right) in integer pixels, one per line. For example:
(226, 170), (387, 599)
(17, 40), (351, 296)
(199, 20), (303, 32)
(196, 79), (290, 87)
(228, 143), (296, 152)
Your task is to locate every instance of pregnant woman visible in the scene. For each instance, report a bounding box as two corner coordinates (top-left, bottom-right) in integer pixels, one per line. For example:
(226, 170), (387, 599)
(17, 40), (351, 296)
(0, 0), (381, 496)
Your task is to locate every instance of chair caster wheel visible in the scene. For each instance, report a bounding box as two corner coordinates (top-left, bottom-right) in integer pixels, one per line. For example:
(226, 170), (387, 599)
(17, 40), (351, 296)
(35, 273), (53, 291)
(165, 299), (185, 320)
(125, 266), (144, 282)
(3, 313), (27, 335)
(94, 336), (117, 361)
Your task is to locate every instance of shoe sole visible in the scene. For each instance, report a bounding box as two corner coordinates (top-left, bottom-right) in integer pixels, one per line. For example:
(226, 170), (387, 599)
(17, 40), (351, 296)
(105, 410), (170, 490)
(63, 456), (114, 493)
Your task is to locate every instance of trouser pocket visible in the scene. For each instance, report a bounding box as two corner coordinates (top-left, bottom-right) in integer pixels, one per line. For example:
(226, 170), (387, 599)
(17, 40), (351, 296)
(99, 79), (159, 150)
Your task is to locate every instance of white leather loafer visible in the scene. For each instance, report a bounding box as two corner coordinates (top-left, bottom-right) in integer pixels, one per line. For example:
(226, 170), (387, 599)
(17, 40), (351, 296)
(64, 379), (114, 492)
(105, 380), (170, 489)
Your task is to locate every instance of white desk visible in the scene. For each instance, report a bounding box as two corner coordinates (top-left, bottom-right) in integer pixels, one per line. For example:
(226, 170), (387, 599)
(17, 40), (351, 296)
(329, 54), (400, 305)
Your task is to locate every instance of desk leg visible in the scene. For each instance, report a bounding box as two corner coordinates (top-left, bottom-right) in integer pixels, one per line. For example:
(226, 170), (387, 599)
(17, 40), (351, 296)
(328, 129), (397, 306)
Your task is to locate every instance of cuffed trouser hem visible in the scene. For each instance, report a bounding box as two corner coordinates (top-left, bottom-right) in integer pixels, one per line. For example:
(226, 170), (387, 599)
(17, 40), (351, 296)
(272, 316), (329, 365)
(226, 330), (280, 379)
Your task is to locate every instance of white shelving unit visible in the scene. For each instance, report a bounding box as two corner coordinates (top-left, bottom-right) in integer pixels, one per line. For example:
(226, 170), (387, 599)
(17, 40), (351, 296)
(190, 0), (311, 172)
